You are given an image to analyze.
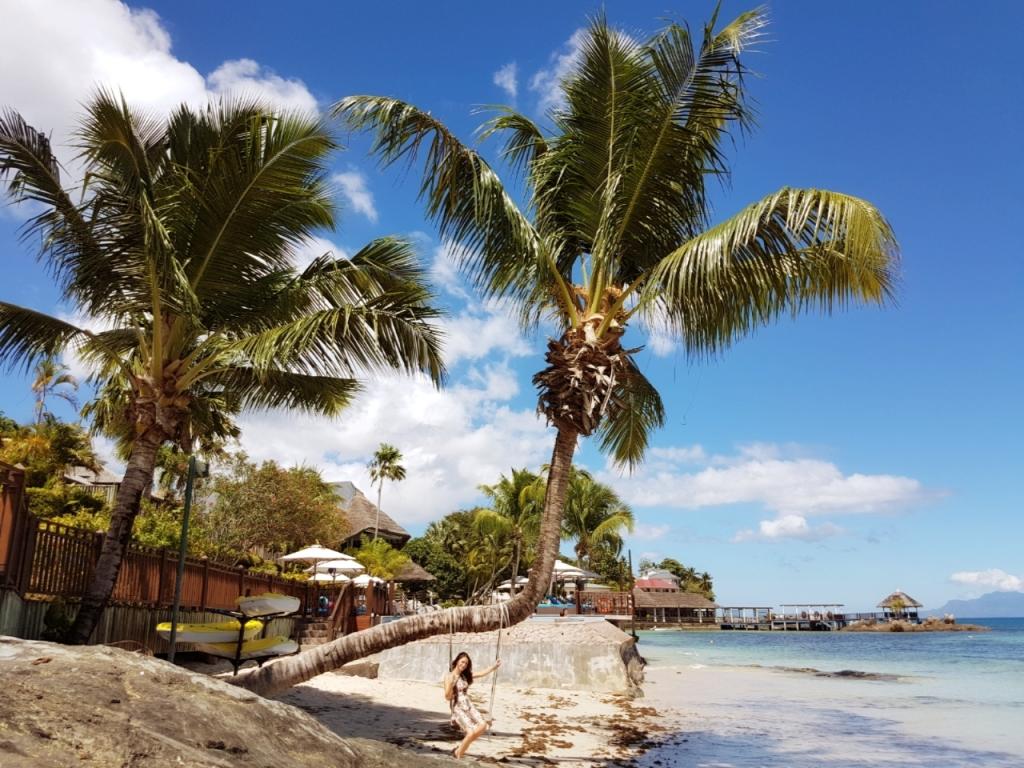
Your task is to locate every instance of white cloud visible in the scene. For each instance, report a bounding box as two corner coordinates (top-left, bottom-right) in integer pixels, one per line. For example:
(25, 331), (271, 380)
(647, 332), (677, 357)
(206, 59), (317, 114)
(431, 242), (471, 300)
(950, 569), (1023, 592)
(733, 514), (843, 543)
(332, 171), (378, 224)
(632, 523), (671, 541)
(600, 443), (933, 544)
(236, 366), (554, 525)
(439, 303), (533, 367)
(293, 235), (348, 270)
(0, 0), (317, 172)
(56, 309), (114, 382)
(493, 62), (518, 100)
(648, 445), (707, 464)
(529, 29), (586, 114)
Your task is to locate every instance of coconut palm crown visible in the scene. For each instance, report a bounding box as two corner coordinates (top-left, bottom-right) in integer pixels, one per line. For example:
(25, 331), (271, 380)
(0, 93), (445, 643)
(239, 7), (898, 695)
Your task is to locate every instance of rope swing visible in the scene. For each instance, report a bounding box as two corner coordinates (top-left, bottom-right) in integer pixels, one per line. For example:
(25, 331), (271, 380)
(487, 602), (508, 723)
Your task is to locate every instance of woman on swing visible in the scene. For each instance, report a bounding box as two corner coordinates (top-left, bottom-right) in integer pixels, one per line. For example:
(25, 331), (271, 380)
(445, 651), (502, 759)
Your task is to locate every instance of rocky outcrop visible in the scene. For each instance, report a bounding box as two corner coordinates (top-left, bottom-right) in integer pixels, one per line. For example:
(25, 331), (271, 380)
(372, 617), (645, 696)
(0, 636), (452, 767)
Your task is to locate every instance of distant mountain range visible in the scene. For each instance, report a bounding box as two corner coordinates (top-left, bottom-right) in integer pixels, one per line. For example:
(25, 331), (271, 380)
(928, 591), (1024, 618)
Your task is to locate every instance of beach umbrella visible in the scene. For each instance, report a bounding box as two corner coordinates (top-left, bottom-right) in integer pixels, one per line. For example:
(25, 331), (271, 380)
(552, 560), (586, 580)
(278, 544), (346, 563)
(309, 572), (351, 583)
(312, 557), (366, 575)
(352, 574), (384, 587)
(279, 544), (347, 615)
(496, 576), (530, 591)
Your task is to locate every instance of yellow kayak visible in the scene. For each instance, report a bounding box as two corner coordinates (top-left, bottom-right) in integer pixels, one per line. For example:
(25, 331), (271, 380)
(196, 635), (298, 660)
(235, 593), (301, 617)
(155, 619), (263, 644)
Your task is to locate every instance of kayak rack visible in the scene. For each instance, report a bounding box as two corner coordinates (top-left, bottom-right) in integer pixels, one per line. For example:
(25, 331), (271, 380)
(207, 606), (299, 675)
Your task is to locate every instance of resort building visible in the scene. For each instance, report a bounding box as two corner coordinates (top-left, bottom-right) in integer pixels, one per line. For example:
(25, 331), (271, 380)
(63, 464), (121, 505)
(633, 571), (717, 624)
(329, 481), (411, 549)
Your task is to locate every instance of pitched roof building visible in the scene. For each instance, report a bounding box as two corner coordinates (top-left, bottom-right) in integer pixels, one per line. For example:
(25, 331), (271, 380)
(330, 481), (411, 549)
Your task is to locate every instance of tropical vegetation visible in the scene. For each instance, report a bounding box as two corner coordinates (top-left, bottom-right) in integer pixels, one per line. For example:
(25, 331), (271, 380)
(0, 93), (445, 643)
(237, 7), (898, 695)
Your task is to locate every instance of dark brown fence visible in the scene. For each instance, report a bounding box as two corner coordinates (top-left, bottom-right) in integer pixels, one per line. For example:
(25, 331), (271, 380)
(13, 513), (310, 614)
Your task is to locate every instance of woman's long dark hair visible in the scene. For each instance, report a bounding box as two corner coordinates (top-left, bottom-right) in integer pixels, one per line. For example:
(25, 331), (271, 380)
(450, 652), (473, 685)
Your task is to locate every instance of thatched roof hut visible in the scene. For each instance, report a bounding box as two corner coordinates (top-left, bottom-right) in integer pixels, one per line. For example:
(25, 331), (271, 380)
(877, 590), (923, 609)
(393, 560), (435, 583)
(330, 481), (410, 548)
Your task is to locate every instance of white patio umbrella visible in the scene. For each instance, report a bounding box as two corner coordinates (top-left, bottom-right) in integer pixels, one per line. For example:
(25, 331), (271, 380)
(552, 560), (586, 580)
(496, 576), (530, 591)
(311, 557), (366, 575)
(352, 573), (384, 587)
(309, 572), (351, 583)
(279, 544), (347, 614)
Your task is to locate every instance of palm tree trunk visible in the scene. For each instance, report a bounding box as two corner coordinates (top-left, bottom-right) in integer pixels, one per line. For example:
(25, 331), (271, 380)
(67, 429), (164, 644)
(374, 483), (382, 540)
(234, 426), (579, 696)
(510, 538), (521, 596)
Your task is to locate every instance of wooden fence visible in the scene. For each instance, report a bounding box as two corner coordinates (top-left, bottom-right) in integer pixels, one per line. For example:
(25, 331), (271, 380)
(580, 590), (634, 616)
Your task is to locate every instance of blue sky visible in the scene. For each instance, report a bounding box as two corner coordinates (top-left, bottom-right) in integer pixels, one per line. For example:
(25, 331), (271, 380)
(1, 1), (1022, 611)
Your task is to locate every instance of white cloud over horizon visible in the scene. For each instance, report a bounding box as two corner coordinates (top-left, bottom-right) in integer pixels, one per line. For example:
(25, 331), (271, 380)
(493, 62), (518, 101)
(0, 0), (318, 173)
(950, 569), (1023, 592)
(601, 442), (934, 543)
(332, 171), (378, 223)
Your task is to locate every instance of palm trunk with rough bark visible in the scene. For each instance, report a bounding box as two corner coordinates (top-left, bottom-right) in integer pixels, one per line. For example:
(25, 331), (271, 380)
(234, 426), (579, 696)
(67, 429), (164, 644)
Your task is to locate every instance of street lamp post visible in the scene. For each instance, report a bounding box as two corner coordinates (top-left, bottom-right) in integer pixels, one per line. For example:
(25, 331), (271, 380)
(167, 455), (209, 663)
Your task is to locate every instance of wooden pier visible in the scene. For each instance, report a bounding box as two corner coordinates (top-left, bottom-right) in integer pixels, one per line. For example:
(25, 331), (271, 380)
(718, 604), (848, 631)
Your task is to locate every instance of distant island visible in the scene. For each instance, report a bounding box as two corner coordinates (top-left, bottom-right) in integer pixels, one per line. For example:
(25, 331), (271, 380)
(928, 590), (1024, 618)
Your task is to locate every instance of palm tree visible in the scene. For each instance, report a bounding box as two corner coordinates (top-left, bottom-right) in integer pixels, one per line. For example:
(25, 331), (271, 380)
(476, 468), (543, 595)
(349, 537), (410, 580)
(367, 443), (405, 539)
(31, 358), (78, 424)
(0, 93), (444, 644)
(561, 467), (634, 570)
(235, 8), (897, 695)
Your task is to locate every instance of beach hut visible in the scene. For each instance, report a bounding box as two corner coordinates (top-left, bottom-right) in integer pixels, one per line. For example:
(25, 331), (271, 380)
(329, 481), (411, 549)
(877, 590), (923, 622)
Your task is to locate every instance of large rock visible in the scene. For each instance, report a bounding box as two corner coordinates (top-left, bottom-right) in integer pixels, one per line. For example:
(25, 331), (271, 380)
(374, 616), (645, 696)
(0, 636), (451, 767)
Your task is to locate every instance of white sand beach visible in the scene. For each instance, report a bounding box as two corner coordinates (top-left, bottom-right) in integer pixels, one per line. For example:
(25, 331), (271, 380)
(280, 670), (680, 765)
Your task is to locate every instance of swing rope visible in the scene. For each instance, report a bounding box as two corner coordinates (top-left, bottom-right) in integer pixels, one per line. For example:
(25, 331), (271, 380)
(487, 602), (507, 723)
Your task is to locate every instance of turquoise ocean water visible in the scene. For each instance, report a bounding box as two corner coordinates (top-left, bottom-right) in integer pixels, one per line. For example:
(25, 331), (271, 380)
(635, 618), (1024, 767)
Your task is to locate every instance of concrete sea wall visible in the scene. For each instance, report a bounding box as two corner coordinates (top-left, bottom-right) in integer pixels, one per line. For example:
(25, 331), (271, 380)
(373, 616), (645, 696)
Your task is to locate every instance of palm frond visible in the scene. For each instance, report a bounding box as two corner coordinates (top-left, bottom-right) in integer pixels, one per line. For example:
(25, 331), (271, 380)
(203, 367), (361, 416)
(0, 302), (91, 371)
(597, 361), (666, 469)
(331, 96), (541, 308)
(643, 187), (898, 354)
(477, 106), (549, 182)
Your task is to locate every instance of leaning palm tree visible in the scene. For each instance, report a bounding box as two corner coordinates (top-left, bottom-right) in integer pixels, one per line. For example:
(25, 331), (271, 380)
(561, 467), (634, 570)
(0, 93), (444, 644)
(367, 442), (405, 539)
(476, 467), (543, 595)
(31, 357), (78, 424)
(235, 8), (897, 695)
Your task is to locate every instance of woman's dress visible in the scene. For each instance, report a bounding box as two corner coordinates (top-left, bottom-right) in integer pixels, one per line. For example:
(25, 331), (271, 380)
(450, 675), (485, 732)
